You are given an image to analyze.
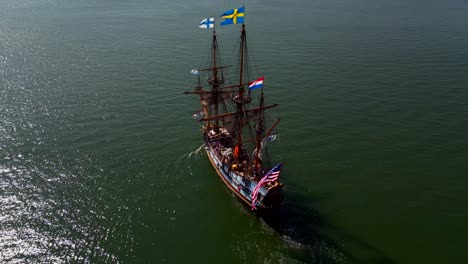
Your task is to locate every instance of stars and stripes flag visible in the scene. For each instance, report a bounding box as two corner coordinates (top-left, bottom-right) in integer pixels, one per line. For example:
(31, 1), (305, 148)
(250, 162), (283, 209)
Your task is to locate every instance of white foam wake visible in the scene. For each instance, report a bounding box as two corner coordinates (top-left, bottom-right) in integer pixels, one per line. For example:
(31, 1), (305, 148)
(188, 144), (204, 158)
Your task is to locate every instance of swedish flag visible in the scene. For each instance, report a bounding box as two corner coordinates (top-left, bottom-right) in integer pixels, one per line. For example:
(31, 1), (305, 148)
(220, 6), (245, 26)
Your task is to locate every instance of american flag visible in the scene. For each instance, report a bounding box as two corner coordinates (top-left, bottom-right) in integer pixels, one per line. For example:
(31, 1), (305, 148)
(250, 162), (283, 209)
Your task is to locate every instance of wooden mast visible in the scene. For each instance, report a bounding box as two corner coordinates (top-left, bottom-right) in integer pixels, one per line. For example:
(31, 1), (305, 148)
(234, 24), (247, 159)
(210, 28), (220, 130)
(254, 86), (265, 175)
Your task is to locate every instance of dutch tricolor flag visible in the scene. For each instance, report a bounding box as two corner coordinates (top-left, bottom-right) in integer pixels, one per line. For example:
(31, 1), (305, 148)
(249, 76), (264, 90)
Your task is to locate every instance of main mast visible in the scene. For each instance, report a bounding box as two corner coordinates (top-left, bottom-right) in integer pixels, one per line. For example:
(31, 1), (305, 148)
(233, 24), (248, 159)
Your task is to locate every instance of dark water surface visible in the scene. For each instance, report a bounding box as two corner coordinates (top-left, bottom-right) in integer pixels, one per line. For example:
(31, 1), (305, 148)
(1, 0), (467, 263)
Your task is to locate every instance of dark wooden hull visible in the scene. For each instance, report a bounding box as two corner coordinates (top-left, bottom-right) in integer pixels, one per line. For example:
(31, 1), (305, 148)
(204, 142), (283, 210)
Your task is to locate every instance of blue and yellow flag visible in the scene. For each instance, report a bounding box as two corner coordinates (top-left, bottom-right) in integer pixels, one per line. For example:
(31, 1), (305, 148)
(220, 6), (245, 26)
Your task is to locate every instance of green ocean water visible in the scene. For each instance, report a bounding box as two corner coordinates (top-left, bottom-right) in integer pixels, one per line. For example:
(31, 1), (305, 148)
(1, 0), (467, 263)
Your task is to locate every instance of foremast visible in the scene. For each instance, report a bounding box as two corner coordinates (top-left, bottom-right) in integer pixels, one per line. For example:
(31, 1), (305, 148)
(185, 26), (227, 130)
(208, 28), (223, 130)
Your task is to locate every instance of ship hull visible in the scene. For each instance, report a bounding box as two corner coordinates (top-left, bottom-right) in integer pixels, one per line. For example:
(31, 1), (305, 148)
(204, 141), (283, 210)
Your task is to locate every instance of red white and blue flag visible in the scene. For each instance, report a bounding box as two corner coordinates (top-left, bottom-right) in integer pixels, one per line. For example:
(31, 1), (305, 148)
(250, 162), (283, 209)
(249, 76), (264, 90)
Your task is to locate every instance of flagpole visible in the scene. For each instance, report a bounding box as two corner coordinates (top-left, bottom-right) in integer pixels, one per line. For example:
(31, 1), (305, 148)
(243, 4), (246, 25)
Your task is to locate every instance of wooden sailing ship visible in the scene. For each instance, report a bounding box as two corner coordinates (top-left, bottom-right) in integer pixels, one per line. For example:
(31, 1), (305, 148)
(185, 9), (284, 210)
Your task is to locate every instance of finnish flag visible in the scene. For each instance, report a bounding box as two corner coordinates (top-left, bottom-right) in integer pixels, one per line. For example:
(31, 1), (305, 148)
(199, 18), (215, 29)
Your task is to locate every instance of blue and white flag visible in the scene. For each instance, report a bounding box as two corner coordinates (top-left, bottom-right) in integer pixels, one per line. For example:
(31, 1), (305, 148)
(191, 69), (199, 75)
(267, 133), (278, 142)
(192, 109), (204, 120)
(199, 17), (214, 28)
